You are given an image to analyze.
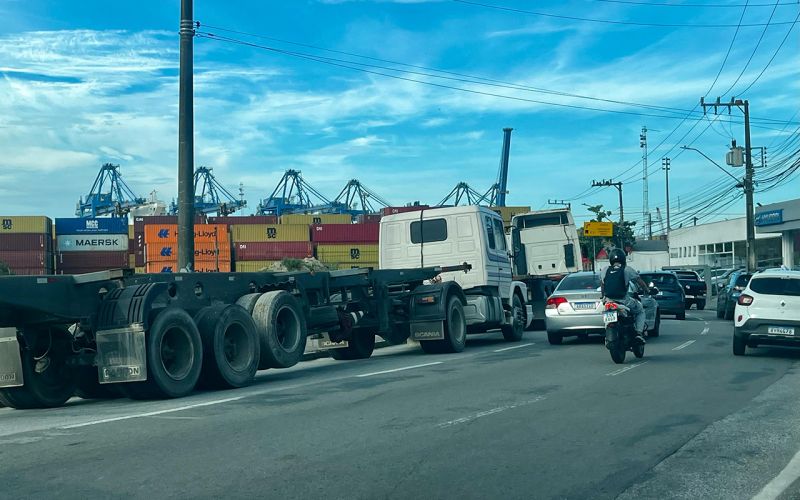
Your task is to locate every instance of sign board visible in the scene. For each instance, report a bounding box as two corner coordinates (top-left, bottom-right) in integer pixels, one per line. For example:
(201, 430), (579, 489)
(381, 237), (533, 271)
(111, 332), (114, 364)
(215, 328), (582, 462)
(754, 209), (783, 227)
(583, 221), (614, 237)
(55, 217), (129, 235)
(57, 234), (129, 252)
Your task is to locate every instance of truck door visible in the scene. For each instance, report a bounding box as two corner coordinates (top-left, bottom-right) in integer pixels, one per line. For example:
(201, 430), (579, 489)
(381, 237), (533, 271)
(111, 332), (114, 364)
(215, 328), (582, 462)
(511, 225), (527, 276)
(484, 215), (512, 299)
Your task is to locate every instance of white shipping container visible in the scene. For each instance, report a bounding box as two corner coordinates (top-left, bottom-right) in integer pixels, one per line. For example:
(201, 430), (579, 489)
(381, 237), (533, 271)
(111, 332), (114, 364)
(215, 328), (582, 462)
(57, 234), (129, 252)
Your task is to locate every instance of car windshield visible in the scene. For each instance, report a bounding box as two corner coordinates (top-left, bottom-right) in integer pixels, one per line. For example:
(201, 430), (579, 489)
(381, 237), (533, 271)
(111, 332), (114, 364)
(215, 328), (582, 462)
(641, 273), (681, 291)
(749, 277), (800, 296)
(675, 271), (700, 281)
(557, 274), (601, 291)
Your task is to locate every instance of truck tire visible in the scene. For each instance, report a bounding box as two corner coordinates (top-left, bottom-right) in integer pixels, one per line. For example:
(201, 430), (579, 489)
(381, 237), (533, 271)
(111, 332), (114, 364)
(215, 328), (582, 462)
(501, 294), (525, 342)
(236, 293), (262, 315)
(252, 291), (307, 369)
(74, 366), (120, 400)
(330, 329), (376, 360)
(0, 327), (76, 409)
(195, 304), (260, 389)
(420, 296), (466, 354)
(124, 307), (203, 400)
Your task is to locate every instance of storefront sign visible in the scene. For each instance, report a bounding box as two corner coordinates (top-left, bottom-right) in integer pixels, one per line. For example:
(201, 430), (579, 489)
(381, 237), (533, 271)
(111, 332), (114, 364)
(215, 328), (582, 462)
(755, 209), (783, 227)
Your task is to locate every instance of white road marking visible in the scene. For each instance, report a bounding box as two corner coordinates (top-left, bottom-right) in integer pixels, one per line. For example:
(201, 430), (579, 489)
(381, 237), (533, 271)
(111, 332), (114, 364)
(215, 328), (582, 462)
(356, 361), (443, 378)
(606, 361), (649, 377)
(701, 321), (710, 335)
(61, 396), (243, 429)
(752, 447), (800, 500)
(673, 340), (697, 351)
(437, 396), (546, 428)
(493, 342), (535, 352)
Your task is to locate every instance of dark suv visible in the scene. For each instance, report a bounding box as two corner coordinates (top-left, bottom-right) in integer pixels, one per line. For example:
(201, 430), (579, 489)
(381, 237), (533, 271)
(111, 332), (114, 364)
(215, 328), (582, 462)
(641, 271), (686, 320)
(674, 270), (707, 310)
(716, 270), (752, 320)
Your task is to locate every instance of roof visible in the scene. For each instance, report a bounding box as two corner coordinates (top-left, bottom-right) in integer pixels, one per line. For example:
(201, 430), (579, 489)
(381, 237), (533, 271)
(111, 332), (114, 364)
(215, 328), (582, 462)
(755, 268), (800, 277)
(632, 240), (668, 252)
(379, 205), (498, 222)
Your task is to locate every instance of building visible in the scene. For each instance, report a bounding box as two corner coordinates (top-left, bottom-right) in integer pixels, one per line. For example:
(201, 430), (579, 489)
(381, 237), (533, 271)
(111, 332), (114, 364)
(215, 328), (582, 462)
(627, 240), (669, 271)
(755, 198), (800, 269)
(668, 218), (781, 269)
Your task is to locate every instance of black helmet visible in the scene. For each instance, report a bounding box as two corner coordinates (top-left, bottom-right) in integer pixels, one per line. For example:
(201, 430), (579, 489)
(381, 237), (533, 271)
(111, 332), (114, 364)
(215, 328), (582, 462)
(609, 248), (626, 266)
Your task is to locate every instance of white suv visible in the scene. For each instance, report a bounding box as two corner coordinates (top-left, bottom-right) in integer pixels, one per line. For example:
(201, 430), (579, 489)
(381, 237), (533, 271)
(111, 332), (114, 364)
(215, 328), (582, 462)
(733, 269), (800, 355)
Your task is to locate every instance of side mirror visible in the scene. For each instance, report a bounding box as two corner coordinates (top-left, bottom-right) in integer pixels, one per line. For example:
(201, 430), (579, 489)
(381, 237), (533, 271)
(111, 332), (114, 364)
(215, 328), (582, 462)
(649, 286), (660, 296)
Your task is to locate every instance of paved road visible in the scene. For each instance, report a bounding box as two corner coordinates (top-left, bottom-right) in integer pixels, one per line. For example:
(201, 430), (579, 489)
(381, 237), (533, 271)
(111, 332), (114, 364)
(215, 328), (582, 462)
(1, 309), (799, 499)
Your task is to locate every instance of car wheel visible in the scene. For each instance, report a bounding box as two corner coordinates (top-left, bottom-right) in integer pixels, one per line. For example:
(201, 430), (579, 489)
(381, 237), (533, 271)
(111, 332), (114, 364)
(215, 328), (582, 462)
(648, 311), (660, 338)
(547, 331), (563, 345)
(733, 335), (746, 356)
(716, 301), (724, 319)
(676, 310), (686, 320)
(696, 300), (706, 311)
(724, 307), (734, 321)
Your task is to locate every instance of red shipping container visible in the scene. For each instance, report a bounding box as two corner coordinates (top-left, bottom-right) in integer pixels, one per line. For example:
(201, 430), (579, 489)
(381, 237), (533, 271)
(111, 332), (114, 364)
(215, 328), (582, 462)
(234, 241), (313, 261)
(0, 233), (53, 252)
(146, 261), (232, 273)
(57, 266), (125, 275)
(310, 224), (379, 243)
(0, 250), (52, 268)
(5, 267), (51, 275)
(57, 251), (129, 269)
(133, 215), (206, 233)
(356, 214), (382, 224)
(207, 215), (278, 225)
(381, 205), (430, 216)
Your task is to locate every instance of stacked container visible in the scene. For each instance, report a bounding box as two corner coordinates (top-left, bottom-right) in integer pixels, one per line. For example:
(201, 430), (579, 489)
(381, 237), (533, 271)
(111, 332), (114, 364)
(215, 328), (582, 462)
(143, 223), (231, 273)
(0, 216), (54, 275)
(55, 217), (129, 274)
(381, 205), (429, 216)
(311, 223), (380, 269)
(132, 215), (206, 267)
(279, 213), (352, 225)
(231, 223), (311, 271)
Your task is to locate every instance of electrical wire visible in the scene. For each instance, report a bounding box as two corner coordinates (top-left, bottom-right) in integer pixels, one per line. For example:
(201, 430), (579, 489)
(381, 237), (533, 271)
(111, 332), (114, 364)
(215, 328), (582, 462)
(588, 0), (797, 7)
(735, 9), (800, 95)
(704, 0), (750, 97)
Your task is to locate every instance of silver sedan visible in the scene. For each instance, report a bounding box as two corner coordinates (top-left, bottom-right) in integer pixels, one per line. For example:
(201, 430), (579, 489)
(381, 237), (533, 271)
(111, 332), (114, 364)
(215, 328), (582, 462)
(545, 271), (660, 345)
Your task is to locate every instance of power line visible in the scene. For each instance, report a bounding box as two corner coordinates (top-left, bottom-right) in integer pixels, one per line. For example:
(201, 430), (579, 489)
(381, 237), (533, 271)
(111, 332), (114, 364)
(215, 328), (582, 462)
(736, 8), (800, 95)
(588, 0), (798, 7)
(452, 0), (800, 28)
(705, 0), (750, 97)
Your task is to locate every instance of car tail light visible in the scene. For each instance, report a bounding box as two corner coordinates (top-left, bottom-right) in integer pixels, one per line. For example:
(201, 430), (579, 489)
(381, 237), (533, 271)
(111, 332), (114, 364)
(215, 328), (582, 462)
(546, 296), (567, 309)
(604, 302), (618, 311)
(738, 294), (754, 306)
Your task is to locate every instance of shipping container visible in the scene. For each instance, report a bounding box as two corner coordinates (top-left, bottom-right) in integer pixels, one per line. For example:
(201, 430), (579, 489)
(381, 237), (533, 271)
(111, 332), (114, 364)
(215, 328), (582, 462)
(133, 215), (206, 233)
(146, 241), (232, 263)
(207, 215), (278, 225)
(128, 238), (135, 252)
(57, 266), (127, 275)
(234, 241), (313, 261)
(310, 223), (379, 243)
(279, 214), (352, 225)
(231, 224), (309, 243)
(0, 216), (52, 235)
(134, 249), (145, 267)
(315, 243), (379, 264)
(128, 225), (135, 238)
(381, 205), (429, 216)
(135, 266), (146, 274)
(3, 267), (51, 276)
(143, 224), (229, 244)
(129, 254), (136, 268)
(0, 250), (53, 269)
(490, 206), (532, 225)
(56, 234), (129, 252)
(235, 260), (279, 273)
(356, 214), (382, 224)
(57, 251), (128, 269)
(331, 261), (379, 270)
(55, 217), (128, 235)
(146, 261), (232, 273)
(0, 233), (53, 252)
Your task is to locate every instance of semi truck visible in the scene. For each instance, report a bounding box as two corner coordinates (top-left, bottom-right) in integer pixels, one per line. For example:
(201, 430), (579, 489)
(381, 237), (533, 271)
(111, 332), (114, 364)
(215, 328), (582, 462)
(0, 206), (530, 409)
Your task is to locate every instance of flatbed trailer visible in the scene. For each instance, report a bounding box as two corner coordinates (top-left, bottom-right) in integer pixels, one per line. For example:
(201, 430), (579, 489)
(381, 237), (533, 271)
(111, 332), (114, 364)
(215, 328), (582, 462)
(0, 264), (470, 409)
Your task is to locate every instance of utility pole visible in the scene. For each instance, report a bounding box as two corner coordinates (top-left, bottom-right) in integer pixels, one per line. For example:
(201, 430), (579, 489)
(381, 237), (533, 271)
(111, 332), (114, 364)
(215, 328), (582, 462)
(177, 0), (195, 272)
(662, 157), (671, 234)
(591, 179), (624, 248)
(640, 126), (649, 239)
(700, 96), (756, 272)
(547, 199), (571, 210)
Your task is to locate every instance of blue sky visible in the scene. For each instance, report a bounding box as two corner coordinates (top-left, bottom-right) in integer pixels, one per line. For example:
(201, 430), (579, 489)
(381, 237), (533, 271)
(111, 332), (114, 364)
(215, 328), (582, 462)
(0, 0), (797, 232)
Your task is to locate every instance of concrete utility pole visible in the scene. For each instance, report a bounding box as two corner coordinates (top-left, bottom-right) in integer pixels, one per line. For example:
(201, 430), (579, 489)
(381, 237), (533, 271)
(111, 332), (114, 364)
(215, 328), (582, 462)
(640, 126), (649, 239)
(177, 0), (195, 272)
(662, 157), (671, 234)
(700, 96), (756, 272)
(591, 179), (624, 248)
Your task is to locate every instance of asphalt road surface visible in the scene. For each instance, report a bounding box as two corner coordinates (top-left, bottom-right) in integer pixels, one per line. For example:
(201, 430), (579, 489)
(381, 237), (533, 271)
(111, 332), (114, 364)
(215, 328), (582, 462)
(2, 308), (800, 500)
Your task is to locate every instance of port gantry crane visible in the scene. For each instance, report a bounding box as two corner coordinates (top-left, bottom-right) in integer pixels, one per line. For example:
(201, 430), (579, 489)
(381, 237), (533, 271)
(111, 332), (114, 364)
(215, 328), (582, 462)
(169, 166), (247, 216)
(76, 163), (147, 217)
(256, 169), (345, 216)
(332, 179), (391, 215)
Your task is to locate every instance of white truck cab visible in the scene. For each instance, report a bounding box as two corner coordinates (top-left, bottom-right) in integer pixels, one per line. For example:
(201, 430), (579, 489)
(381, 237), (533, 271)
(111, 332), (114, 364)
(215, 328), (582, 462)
(380, 205), (532, 335)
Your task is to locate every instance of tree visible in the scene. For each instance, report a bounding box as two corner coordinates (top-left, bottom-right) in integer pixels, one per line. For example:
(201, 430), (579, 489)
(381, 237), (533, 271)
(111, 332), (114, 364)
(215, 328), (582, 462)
(578, 204), (637, 266)
(0, 261), (11, 275)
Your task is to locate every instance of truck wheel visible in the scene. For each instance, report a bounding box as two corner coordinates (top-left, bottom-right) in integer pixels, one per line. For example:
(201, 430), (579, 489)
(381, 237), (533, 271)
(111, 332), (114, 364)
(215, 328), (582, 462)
(124, 308), (203, 400)
(236, 293), (262, 314)
(195, 304), (260, 389)
(547, 331), (563, 345)
(74, 366), (120, 400)
(501, 294), (525, 342)
(420, 296), (466, 354)
(696, 300), (706, 311)
(0, 327), (76, 409)
(330, 330), (376, 360)
(252, 291), (307, 369)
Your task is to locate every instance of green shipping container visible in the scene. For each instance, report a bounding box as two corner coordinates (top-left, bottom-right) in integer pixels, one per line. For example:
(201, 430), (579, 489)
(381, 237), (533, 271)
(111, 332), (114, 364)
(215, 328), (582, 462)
(0, 216), (53, 235)
(279, 214), (352, 225)
(231, 224), (310, 242)
(235, 260), (279, 272)
(316, 243), (379, 263)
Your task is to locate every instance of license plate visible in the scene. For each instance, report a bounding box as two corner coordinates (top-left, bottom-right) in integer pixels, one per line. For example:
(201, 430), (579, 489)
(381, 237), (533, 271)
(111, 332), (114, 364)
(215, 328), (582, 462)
(573, 302), (596, 310)
(603, 311), (618, 325)
(685, 294), (695, 299)
(767, 326), (795, 336)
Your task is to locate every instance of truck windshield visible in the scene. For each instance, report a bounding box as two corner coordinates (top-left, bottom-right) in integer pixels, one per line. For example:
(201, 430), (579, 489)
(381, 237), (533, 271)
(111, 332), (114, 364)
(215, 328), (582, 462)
(515, 212), (569, 229)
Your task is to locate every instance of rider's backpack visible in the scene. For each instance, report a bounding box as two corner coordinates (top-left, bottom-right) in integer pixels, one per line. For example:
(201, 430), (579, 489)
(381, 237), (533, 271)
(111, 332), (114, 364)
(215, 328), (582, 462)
(604, 265), (628, 300)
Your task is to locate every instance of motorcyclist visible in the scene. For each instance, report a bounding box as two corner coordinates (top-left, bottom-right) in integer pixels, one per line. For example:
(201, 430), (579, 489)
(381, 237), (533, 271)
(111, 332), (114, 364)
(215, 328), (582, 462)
(600, 248), (649, 344)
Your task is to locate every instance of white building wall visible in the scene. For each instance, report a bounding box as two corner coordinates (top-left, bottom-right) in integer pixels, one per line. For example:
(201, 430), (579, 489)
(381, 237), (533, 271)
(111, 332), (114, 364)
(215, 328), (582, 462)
(627, 251), (670, 271)
(668, 218), (780, 268)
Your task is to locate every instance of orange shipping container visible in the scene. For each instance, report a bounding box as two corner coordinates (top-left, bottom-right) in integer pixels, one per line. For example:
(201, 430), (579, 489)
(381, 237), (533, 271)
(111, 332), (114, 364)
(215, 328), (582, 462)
(146, 261), (232, 273)
(143, 224), (229, 244)
(146, 241), (232, 263)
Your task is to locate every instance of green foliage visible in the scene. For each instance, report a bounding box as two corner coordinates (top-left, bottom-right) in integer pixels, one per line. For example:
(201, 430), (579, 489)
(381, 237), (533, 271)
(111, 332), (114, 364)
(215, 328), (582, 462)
(578, 204), (637, 263)
(0, 261), (11, 275)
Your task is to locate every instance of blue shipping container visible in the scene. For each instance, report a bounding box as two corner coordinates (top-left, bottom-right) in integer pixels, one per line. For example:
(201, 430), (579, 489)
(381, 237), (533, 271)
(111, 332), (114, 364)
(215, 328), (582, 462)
(55, 217), (129, 235)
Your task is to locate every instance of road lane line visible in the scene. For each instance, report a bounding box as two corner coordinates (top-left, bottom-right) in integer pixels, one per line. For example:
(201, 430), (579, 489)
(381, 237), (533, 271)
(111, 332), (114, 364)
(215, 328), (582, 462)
(437, 396), (546, 428)
(752, 447), (800, 500)
(701, 321), (710, 335)
(356, 361), (443, 378)
(493, 342), (535, 352)
(61, 396), (244, 429)
(606, 361), (649, 377)
(673, 340), (697, 351)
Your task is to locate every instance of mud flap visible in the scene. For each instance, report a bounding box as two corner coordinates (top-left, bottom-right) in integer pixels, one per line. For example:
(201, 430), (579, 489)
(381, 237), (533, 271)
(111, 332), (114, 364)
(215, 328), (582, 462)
(0, 328), (23, 388)
(95, 324), (147, 384)
(311, 332), (349, 350)
(410, 321), (445, 341)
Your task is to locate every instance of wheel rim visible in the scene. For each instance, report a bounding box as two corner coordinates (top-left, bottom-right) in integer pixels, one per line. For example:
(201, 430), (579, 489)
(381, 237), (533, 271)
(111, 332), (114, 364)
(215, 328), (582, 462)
(275, 305), (301, 352)
(450, 303), (465, 342)
(160, 327), (194, 380)
(223, 322), (252, 371)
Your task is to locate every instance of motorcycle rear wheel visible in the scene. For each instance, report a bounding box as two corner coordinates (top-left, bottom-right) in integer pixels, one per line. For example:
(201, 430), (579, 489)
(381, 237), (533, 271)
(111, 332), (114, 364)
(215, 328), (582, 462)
(633, 343), (645, 358)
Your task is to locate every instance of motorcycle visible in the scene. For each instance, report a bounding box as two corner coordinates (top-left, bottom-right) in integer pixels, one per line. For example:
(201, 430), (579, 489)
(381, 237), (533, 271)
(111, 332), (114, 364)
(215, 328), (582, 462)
(603, 299), (644, 364)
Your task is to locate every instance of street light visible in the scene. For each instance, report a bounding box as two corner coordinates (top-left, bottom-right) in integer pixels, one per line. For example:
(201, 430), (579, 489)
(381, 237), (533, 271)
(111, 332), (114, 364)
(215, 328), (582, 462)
(680, 146), (742, 186)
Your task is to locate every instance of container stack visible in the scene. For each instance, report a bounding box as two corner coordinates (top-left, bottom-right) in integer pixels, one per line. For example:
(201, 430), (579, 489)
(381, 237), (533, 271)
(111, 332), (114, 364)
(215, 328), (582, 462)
(0, 216), (54, 275)
(132, 215), (206, 269)
(312, 223), (379, 269)
(231, 223), (311, 272)
(55, 217), (129, 274)
(143, 223), (231, 273)
(381, 205), (429, 216)
(279, 213), (352, 225)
